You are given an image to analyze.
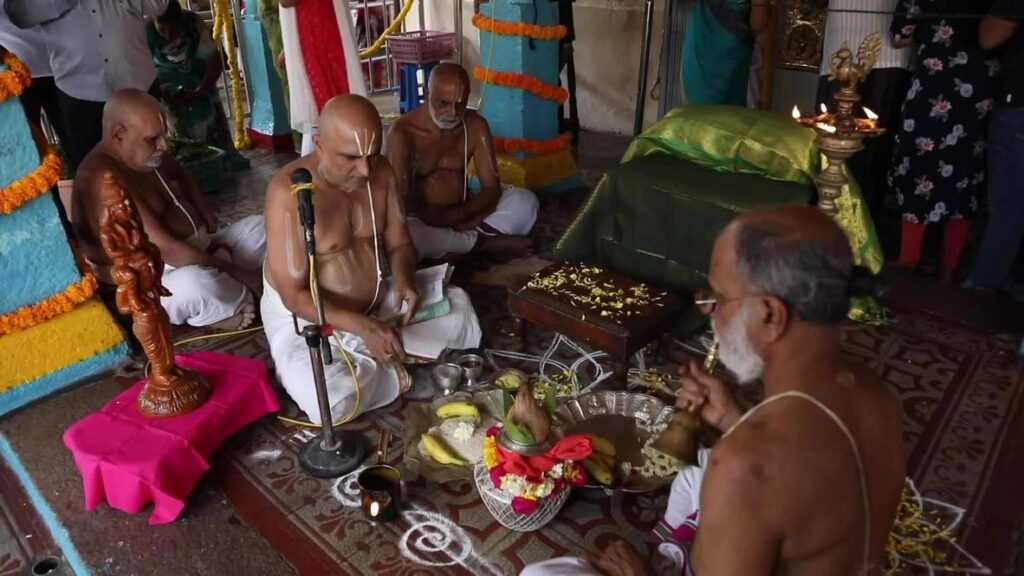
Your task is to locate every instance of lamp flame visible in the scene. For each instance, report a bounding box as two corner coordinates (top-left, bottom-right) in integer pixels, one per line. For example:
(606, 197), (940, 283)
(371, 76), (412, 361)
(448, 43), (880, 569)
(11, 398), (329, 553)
(816, 122), (838, 134)
(863, 106), (879, 120)
(370, 501), (380, 517)
(791, 105), (801, 119)
(820, 103), (828, 114)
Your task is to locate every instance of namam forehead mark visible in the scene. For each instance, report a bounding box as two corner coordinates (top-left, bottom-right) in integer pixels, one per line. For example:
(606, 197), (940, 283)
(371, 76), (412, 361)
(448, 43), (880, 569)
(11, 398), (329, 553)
(353, 129), (378, 158)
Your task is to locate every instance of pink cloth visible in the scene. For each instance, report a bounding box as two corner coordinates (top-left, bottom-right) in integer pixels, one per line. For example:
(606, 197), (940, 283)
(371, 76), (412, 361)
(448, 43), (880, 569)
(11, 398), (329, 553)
(63, 352), (280, 524)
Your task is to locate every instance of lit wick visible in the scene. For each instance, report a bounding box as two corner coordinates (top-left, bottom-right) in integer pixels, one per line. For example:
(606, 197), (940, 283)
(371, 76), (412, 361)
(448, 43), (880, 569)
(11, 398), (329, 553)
(370, 501), (380, 517)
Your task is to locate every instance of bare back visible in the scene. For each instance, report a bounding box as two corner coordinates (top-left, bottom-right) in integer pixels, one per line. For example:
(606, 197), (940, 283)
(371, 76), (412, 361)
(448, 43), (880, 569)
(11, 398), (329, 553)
(73, 147), (203, 278)
(694, 363), (906, 575)
(264, 154), (397, 317)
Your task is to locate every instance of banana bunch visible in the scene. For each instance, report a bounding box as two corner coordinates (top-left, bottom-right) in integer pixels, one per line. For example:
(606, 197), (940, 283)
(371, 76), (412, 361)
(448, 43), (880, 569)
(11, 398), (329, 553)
(583, 434), (618, 486)
(435, 401), (480, 420)
(420, 433), (467, 466)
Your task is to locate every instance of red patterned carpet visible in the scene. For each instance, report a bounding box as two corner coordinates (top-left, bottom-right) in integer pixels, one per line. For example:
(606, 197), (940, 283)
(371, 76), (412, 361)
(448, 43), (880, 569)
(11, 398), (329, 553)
(193, 277), (1024, 575)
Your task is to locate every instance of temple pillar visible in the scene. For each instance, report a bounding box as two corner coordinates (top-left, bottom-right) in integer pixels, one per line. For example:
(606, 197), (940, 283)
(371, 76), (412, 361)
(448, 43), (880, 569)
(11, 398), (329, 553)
(241, 12), (292, 151)
(474, 0), (581, 193)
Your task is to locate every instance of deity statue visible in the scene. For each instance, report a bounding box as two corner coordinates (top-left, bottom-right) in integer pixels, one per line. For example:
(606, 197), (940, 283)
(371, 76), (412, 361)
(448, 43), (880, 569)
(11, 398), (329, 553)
(98, 172), (211, 417)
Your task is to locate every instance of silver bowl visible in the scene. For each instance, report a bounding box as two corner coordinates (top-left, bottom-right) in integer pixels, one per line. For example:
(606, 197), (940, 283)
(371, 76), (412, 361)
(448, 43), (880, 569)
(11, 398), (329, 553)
(432, 363), (463, 397)
(457, 354), (484, 388)
(497, 429), (553, 456)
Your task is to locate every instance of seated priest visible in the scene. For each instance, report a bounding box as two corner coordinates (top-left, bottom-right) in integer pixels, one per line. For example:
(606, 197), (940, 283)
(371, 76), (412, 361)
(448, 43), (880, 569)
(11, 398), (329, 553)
(73, 89), (265, 331)
(387, 62), (539, 261)
(523, 206), (905, 576)
(262, 94), (482, 424)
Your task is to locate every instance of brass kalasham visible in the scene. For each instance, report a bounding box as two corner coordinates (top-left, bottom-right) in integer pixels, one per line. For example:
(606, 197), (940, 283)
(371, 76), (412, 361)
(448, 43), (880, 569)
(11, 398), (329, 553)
(650, 341), (718, 465)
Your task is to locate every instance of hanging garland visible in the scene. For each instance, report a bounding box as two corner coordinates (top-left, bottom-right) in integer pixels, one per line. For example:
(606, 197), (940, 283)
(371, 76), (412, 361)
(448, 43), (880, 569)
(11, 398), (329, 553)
(360, 0), (416, 59)
(474, 66), (568, 104)
(212, 0), (251, 150)
(0, 51), (31, 100)
(494, 133), (570, 155)
(471, 13), (567, 41)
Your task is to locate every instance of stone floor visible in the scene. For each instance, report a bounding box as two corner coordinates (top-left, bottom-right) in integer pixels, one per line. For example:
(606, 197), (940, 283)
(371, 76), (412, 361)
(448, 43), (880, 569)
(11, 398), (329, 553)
(1, 120), (1022, 576)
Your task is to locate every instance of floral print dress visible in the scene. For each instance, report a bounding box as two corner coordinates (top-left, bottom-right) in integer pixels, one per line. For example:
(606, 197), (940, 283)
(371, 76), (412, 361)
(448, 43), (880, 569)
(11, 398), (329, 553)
(888, 0), (999, 224)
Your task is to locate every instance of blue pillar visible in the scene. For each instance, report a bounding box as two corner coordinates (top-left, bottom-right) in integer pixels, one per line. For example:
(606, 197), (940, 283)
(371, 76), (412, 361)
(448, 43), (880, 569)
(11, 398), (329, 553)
(477, 0), (581, 193)
(241, 13), (292, 151)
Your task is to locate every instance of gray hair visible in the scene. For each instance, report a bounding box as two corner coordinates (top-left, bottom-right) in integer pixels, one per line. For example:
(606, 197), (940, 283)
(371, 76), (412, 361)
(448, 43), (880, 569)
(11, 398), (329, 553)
(733, 219), (856, 325)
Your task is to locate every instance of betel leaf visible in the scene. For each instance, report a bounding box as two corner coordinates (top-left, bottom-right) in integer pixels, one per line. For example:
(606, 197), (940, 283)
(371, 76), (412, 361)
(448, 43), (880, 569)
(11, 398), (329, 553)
(541, 386), (557, 415)
(503, 390), (515, 416)
(502, 418), (535, 444)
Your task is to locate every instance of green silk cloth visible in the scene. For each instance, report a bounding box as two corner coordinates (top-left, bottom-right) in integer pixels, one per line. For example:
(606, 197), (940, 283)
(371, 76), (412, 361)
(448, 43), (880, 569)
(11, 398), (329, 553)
(556, 105), (891, 325)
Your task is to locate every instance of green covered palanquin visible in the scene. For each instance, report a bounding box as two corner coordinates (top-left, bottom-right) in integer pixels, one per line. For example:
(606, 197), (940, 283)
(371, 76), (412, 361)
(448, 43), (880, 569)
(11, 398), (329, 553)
(555, 105), (887, 333)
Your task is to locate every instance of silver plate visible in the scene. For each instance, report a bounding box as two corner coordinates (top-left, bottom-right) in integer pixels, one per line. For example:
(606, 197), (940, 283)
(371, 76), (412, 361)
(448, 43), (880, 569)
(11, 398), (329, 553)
(554, 391), (677, 493)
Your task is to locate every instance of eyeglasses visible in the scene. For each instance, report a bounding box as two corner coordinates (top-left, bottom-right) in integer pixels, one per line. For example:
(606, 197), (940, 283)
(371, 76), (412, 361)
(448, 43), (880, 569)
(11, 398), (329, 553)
(693, 290), (758, 315)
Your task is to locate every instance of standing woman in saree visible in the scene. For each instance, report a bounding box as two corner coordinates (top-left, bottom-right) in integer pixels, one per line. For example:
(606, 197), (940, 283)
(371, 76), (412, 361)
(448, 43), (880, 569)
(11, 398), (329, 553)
(279, 0), (367, 156)
(147, 1), (250, 171)
(682, 0), (769, 106)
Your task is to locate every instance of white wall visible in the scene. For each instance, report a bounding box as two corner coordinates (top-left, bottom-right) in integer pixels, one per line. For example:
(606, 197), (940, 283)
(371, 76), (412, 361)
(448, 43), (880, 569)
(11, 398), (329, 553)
(418, 0), (665, 135)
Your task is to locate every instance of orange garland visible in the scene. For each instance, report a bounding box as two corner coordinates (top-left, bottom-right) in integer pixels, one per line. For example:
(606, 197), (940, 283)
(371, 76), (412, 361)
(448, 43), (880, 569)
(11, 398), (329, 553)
(0, 51), (31, 101)
(0, 129), (63, 214)
(494, 133), (571, 155)
(474, 66), (568, 104)
(472, 13), (568, 41)
(0, 274), (99, 335)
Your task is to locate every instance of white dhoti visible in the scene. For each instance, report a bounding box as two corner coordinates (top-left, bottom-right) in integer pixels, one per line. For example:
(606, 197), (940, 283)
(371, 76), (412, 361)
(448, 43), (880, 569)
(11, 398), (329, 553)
(261, 277), (483, 425)
(407, 186), (539, 261)
(161, 215), (267, 327)
(519, 449), (710, 576)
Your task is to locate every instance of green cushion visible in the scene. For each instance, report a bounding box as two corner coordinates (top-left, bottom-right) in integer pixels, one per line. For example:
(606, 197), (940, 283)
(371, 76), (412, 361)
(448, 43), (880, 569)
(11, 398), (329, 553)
(622, 105), (820, 186)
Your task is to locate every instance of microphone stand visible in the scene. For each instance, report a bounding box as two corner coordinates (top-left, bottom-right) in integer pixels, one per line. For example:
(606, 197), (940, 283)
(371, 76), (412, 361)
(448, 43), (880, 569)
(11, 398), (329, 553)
(294, 211), (366, 478)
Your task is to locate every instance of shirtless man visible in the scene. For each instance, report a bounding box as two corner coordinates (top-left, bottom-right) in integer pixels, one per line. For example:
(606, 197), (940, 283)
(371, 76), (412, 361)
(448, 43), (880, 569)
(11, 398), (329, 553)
(262, 94), (481, 424)
(523, 206), (906, 575)
(387, 62), (538, 261)
(73, 89), (265, 330)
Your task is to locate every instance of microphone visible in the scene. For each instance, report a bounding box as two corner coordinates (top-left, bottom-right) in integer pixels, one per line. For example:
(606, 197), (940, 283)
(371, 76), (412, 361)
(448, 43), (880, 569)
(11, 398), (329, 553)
(290, 168), (332, 364)
(291, 168), (316, 256)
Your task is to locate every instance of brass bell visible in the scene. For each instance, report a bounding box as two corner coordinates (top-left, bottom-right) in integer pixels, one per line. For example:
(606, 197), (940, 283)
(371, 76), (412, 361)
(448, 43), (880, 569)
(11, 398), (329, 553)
(650, 341), (718, 466)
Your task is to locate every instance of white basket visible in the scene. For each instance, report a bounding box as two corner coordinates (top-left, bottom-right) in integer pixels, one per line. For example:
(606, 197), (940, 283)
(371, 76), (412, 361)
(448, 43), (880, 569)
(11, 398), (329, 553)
(473, 462), (569, 532)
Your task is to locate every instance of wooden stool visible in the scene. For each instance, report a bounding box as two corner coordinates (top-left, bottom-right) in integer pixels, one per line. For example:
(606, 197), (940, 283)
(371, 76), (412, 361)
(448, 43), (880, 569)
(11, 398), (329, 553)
(508, 263), (682, 381)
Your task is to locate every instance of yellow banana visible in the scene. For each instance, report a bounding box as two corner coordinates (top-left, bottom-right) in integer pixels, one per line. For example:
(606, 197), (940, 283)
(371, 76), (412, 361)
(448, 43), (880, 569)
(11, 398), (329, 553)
(591, 452), (617, 469)
(420, 433), (467, 466)
(436, 401), (480, 420)
(583, 456), (614, 486)
(589, 434), (617, 457)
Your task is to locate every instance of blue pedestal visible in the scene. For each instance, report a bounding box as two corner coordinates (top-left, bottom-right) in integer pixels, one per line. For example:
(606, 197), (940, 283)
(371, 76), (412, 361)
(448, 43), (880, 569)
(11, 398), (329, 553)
(399, 61), (440, 113)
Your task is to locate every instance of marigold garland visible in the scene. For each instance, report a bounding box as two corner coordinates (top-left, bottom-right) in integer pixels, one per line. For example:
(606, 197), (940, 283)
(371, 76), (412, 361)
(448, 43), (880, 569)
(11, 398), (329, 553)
(0, 273), (99, 335)
(494, 133), (571, 155)
(472, 13), (567, 41)
(212, 0), (251, 150)
(474, 66), (568, 104)
(0, 129), (63, 214)
(0, 51), (32, 101)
